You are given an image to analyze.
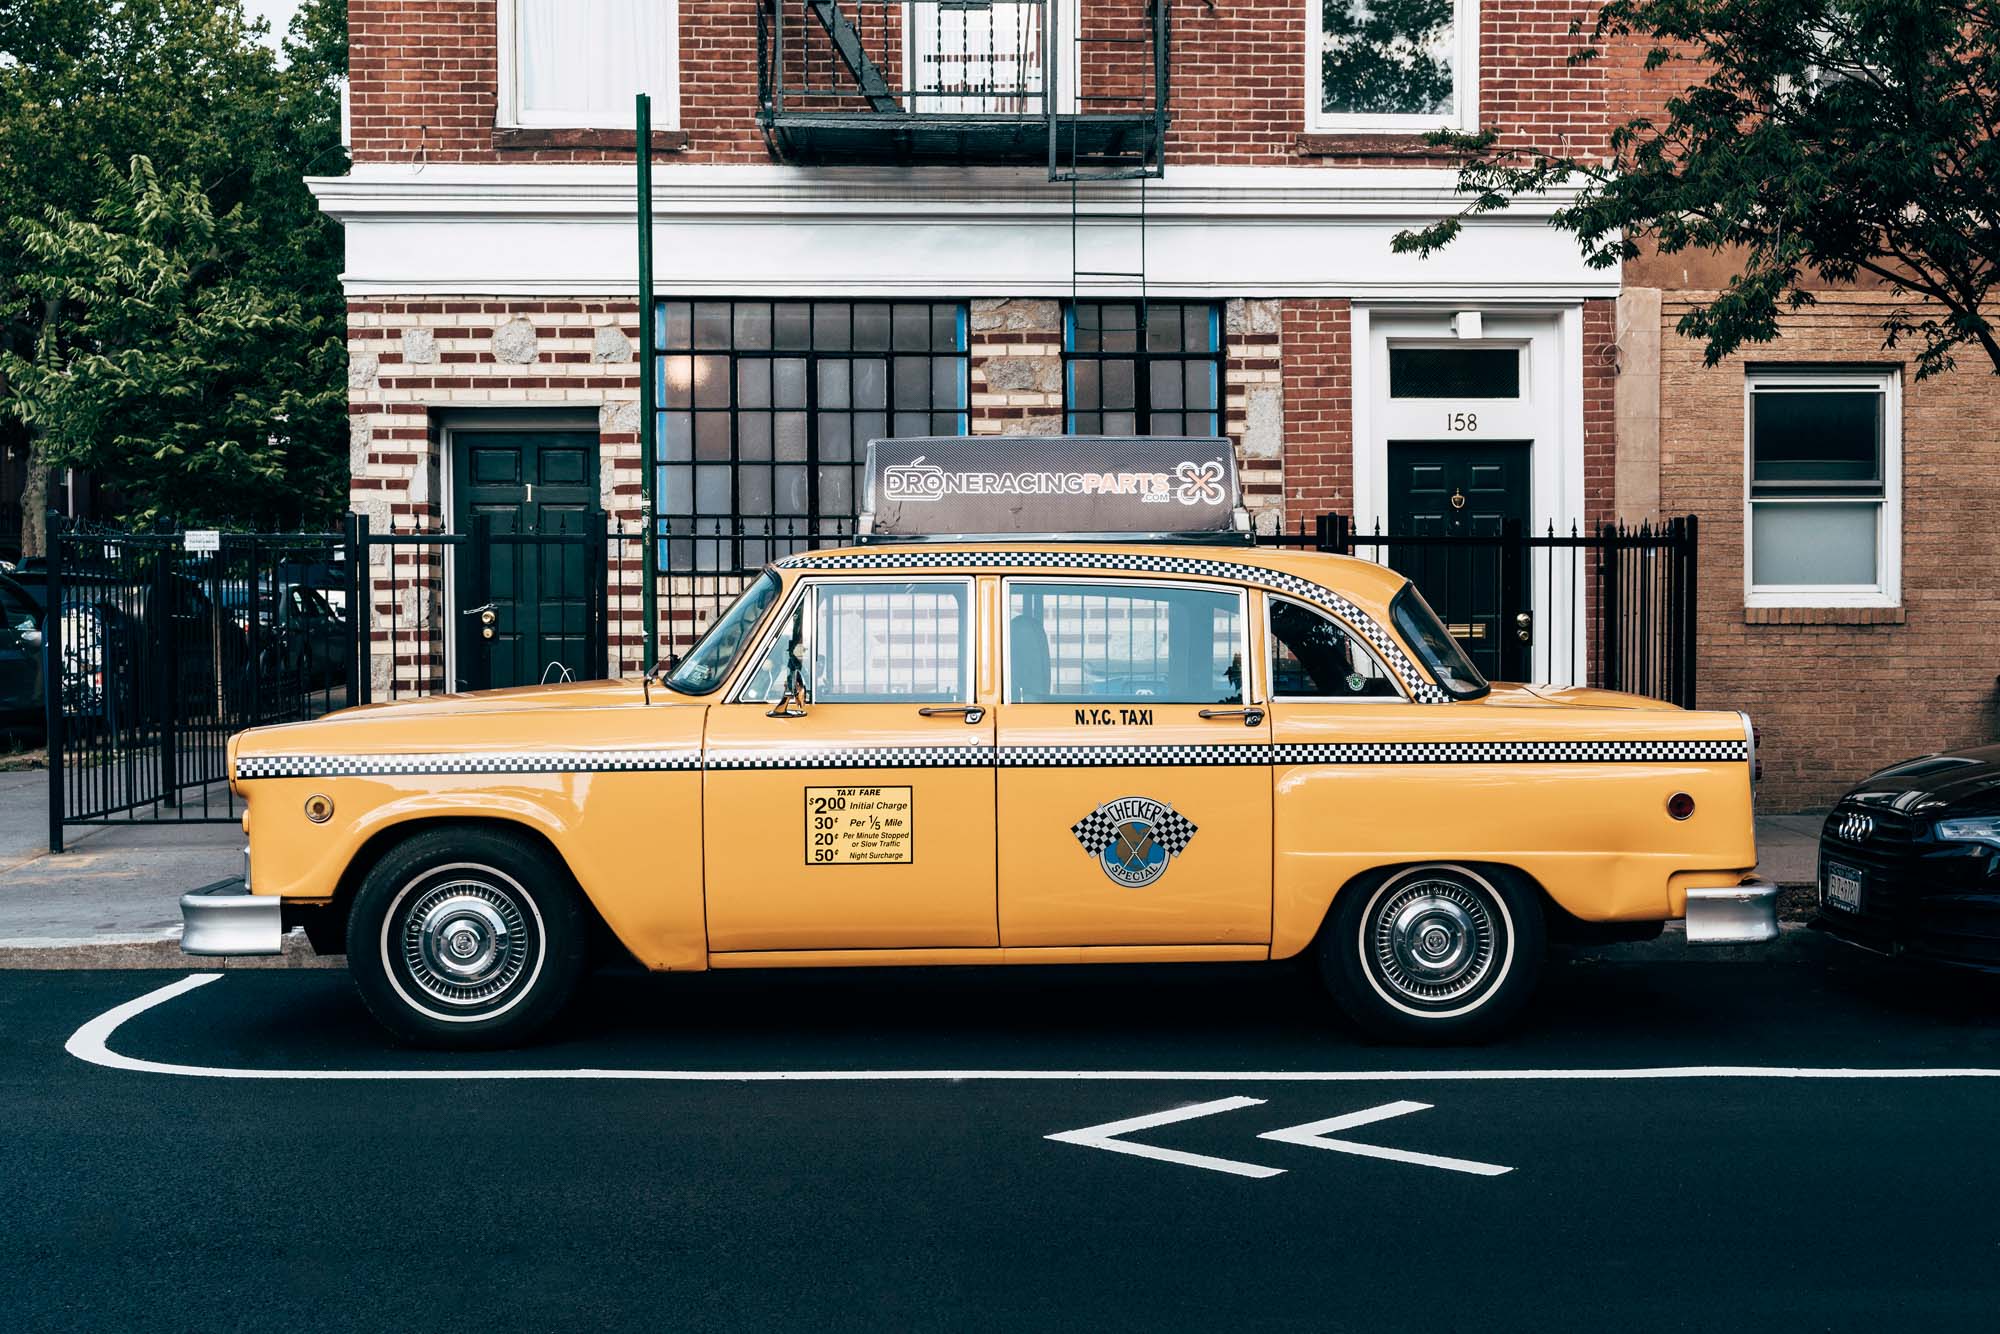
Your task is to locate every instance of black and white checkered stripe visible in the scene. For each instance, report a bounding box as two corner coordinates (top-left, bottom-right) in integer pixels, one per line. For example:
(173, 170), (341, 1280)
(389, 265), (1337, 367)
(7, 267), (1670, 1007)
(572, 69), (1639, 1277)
(777, 549), (1451, 704)
(237, 737), (1744, 781)
(998, 744), (1265, 768)
(233, 750), (703, 780)
(704, 745), (995, 770)
(1269, 739), (1748, 765)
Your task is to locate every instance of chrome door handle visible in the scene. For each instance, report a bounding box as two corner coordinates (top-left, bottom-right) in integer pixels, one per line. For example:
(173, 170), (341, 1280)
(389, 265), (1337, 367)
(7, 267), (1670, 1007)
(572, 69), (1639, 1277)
(1198, 707), (1265, 727)
(918, 705), (985, 724)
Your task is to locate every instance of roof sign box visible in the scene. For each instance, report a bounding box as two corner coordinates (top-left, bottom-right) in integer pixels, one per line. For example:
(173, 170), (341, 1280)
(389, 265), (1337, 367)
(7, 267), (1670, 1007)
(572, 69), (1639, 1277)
(859, 436), (1249, 543)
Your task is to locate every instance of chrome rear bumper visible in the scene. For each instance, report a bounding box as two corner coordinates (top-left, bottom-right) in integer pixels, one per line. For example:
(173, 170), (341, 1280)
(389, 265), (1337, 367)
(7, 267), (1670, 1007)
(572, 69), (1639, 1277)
(180, 878), (283, 956)
(1684, 879), (1781, 946)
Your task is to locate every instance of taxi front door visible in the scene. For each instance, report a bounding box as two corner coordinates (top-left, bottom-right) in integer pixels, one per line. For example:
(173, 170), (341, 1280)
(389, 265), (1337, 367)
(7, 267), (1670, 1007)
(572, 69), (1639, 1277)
(702, 576), (998, 954)
(995, 577), (1273, 949)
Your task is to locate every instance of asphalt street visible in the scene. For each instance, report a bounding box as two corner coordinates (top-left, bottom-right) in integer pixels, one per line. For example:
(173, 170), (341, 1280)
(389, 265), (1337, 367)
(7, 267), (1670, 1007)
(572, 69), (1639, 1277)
(6, 953), (2000, 1333)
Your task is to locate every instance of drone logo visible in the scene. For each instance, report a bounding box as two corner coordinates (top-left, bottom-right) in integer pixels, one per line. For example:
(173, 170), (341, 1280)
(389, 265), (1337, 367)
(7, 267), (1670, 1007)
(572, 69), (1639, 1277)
(1173, 460), (1227, 507)
(1071, 796), (1199, 888)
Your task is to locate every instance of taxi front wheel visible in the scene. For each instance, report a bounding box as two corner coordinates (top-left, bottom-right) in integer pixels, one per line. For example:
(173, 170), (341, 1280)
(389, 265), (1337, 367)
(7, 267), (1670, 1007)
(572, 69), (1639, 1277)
(346, 827), (589, 1049)
(1319, 864), (1545, 1044)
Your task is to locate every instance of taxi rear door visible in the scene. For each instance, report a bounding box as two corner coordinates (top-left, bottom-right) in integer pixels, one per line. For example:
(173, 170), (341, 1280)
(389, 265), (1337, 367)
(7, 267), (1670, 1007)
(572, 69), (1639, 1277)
(994, 576), (1272, 948)
(702, 575), (998, 952)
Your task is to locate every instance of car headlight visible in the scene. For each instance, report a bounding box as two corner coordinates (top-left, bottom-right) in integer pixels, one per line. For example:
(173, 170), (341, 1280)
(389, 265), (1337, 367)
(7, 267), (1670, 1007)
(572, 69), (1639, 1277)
(1933, 817), (2000, 849)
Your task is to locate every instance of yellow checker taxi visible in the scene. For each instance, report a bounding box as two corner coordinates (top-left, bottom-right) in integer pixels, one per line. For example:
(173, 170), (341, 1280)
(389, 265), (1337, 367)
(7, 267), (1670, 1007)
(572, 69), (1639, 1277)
(184, 438), (1774, 1046)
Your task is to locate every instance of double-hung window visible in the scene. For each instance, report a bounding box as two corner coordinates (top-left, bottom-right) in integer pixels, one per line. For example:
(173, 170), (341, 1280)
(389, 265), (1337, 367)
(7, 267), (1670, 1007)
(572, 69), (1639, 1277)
(498, 0), (680, 130)
(1745, 368), (1901, 607)
(1309, 0), (1478, 133)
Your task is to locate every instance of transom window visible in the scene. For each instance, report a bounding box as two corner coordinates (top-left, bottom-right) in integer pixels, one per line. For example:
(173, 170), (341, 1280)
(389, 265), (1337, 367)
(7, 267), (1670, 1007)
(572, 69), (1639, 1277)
(1064, 302), (1223, 438)
(1268, 598), (1401, 699)
(1388, 346), (1519, 399)
(1007, 580), (1244, 704)
(654, 300), (969, 572)
(499, 0), (680, 130)
(1745, 369), (1901, 607)
(1310, 0), (1478, 133)
(741, 580), (972, 704)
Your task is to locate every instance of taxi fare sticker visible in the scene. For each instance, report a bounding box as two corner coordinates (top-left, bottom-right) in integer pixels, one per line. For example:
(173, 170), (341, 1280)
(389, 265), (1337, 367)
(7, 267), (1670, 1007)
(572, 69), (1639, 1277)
(806, 786), (914, 865)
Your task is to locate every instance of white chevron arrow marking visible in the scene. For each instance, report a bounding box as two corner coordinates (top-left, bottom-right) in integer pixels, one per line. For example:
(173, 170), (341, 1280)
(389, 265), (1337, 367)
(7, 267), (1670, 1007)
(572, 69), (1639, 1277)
(1258, 1100), (1513, 1176)
(1046, 1096), (1284, 1178)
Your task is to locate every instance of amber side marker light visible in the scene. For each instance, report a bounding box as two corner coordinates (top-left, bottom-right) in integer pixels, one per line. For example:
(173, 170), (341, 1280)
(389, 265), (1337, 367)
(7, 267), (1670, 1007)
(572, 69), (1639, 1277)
(304, 794), (334, 824)
(1667, 792), (1696, 821)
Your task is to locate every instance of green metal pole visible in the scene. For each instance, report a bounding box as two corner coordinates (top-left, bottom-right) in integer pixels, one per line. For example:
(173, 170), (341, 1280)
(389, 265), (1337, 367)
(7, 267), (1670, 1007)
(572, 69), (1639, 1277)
(636, 92), (659, 673)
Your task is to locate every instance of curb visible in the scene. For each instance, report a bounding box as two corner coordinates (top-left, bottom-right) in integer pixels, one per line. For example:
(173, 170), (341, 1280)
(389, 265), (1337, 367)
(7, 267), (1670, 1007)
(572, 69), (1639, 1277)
(1560, 919), (1826, 965)
(0, 928), (344, 970)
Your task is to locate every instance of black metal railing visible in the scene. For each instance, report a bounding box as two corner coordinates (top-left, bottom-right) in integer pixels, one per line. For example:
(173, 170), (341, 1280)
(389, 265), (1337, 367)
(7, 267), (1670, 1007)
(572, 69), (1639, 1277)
(1258, 514), (1700, 706)
(757, 0), (1169, 175)
(38, 520), (354, 848)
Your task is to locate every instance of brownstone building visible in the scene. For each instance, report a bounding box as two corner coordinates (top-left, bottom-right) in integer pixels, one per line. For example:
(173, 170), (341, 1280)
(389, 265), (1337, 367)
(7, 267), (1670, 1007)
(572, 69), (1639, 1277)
(315, 0), (1972, 809)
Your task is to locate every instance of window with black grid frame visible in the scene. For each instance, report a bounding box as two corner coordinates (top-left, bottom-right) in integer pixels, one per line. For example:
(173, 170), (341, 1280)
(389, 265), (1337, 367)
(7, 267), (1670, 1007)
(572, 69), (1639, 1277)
(1063, 302), (1224, 437)
(654, 300), (970, 572)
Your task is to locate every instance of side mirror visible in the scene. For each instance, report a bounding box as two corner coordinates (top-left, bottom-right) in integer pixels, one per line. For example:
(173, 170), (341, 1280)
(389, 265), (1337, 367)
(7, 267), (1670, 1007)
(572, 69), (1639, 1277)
(766, 660), (809, 719)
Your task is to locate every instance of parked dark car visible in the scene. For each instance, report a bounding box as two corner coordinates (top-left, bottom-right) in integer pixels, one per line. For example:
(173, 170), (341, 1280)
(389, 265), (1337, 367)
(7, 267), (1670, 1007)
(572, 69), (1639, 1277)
(1814, 748), (2000, 971)
(0, 571), (45, 735)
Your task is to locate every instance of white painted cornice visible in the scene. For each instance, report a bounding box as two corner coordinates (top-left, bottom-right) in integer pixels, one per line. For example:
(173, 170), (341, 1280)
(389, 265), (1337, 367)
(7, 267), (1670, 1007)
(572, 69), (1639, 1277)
(308, 163), (1615, 301)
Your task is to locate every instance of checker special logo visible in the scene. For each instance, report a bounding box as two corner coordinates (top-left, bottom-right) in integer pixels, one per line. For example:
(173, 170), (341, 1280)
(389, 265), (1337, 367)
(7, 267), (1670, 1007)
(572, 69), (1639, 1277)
(1071, 796), (1199, 888)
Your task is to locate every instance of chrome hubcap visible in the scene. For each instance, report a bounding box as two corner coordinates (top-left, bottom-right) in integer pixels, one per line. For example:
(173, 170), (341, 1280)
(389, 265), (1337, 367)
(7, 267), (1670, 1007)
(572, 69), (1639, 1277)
(1370, 876), (1499, 1006)
(402, 879), (529, 1007)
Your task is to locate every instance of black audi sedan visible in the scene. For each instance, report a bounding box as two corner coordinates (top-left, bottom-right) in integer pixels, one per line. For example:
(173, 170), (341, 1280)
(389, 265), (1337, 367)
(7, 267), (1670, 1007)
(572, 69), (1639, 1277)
(1815, 748), (2000, 970)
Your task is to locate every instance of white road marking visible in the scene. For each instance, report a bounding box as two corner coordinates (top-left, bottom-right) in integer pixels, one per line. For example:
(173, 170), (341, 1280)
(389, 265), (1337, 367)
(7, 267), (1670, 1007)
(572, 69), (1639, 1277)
(63, 974), (2000, 1083)
(1046, 1096), (1284, 1178)
(1259, 1101), (1514, 1177)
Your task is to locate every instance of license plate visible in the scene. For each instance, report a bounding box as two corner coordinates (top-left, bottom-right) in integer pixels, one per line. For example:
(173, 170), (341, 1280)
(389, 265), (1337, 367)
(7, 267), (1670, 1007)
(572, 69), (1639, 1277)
(1822, 862), (1864, 913)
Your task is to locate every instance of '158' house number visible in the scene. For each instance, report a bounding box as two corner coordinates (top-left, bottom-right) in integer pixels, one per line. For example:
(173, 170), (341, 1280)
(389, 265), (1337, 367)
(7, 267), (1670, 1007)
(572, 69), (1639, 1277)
(1446, 412), (1479, 432)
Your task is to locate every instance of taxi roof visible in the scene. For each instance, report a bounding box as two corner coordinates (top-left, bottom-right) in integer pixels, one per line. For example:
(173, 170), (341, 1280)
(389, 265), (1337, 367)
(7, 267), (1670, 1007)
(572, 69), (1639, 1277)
(776, 540), (1413, 618)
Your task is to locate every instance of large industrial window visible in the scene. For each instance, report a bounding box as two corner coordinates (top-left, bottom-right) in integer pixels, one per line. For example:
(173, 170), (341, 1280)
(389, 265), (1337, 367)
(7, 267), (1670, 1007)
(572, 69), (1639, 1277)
(1745, 368), (1901, 608)
(654, 300), (969, 572)
(1309, 0), (1477, 133)
(1064, 302), (1223, 437)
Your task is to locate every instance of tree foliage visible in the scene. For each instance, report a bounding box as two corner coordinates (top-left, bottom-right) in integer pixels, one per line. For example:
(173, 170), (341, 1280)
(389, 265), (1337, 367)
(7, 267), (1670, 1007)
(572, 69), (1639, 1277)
(0, 0), (348, 546)
(1392, 0), (2000, 377)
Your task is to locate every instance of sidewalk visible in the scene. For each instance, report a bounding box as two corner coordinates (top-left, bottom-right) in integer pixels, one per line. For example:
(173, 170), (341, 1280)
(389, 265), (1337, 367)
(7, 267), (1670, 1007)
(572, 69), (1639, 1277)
(0, 769), (325, 967)
(0, 763), (1827, 967)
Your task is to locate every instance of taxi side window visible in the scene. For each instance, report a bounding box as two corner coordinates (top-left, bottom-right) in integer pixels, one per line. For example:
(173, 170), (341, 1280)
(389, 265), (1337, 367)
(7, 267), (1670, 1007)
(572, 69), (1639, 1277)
(740, 580), (971, 704)
(1268, 598), (1401, 700)
(1008, 581), (1243, 704)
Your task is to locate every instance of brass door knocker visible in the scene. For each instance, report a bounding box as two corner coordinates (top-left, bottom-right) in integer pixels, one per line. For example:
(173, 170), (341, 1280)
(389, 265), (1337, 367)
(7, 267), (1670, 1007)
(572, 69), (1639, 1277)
(1449, 488), (1467, 510)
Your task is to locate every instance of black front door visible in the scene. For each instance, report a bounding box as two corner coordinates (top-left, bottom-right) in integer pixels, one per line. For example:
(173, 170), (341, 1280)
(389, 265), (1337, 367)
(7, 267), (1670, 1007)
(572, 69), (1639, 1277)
(452, 431), (601, 691)
(1387, 441), (1531, 681)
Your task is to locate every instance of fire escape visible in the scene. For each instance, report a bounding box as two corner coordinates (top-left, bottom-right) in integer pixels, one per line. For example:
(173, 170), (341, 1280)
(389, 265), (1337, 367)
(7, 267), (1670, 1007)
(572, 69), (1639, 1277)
(758, 1), (1171, 294)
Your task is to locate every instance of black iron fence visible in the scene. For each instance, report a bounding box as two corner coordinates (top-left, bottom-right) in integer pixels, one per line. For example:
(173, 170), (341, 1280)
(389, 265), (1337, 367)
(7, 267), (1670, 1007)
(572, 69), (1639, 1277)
(1259, 514), (1699, 706)
(39, 522), (355, 849)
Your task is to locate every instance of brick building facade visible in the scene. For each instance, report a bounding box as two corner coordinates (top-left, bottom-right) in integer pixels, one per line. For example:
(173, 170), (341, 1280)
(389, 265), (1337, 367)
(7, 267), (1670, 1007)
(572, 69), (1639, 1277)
(323, 1), (1951, 810)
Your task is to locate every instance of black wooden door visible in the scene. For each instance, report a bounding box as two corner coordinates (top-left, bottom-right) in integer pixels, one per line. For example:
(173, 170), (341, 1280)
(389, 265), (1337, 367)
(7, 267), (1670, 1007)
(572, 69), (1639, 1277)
(452, 432), (600, 691)
(1387, 441), (1531, 681)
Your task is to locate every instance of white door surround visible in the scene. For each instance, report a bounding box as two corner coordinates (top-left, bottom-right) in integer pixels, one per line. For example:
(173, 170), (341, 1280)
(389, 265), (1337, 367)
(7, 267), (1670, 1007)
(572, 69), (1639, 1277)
(1350, 304), (1587, 684)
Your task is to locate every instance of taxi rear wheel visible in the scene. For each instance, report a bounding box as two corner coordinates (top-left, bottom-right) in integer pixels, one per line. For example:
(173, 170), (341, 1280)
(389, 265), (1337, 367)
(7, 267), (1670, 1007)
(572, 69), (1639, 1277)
(1319, 864), (1544, 1044)
(346, 827), (588, 1049)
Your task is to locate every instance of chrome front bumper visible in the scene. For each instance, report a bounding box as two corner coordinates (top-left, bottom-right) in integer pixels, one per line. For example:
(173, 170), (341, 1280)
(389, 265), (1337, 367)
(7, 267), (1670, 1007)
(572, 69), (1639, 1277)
(180, 878), (283, 956)
(1684, 878), (1781, 946)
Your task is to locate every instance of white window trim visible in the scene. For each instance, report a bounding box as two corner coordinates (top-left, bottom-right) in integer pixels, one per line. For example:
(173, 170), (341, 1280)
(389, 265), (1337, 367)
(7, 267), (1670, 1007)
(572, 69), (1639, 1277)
(494, 0), (682, 132)
(1305, 0), (1479, 135)
(1742, 367), (1902, 609)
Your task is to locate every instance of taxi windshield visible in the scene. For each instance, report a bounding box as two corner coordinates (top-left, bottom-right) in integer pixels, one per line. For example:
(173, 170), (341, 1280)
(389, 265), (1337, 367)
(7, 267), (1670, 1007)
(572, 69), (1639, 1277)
(664, 569), (782, 695)
(1390, 583), (1489, 700)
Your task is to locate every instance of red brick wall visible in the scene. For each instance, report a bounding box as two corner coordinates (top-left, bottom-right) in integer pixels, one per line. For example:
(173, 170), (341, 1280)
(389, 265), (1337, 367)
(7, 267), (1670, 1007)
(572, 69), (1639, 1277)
(350, 1), (1612, 167)
(1583, 297), (1616, 525)
(1656, 293), (1999, 809)
(1278, 299), (1352, 521)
